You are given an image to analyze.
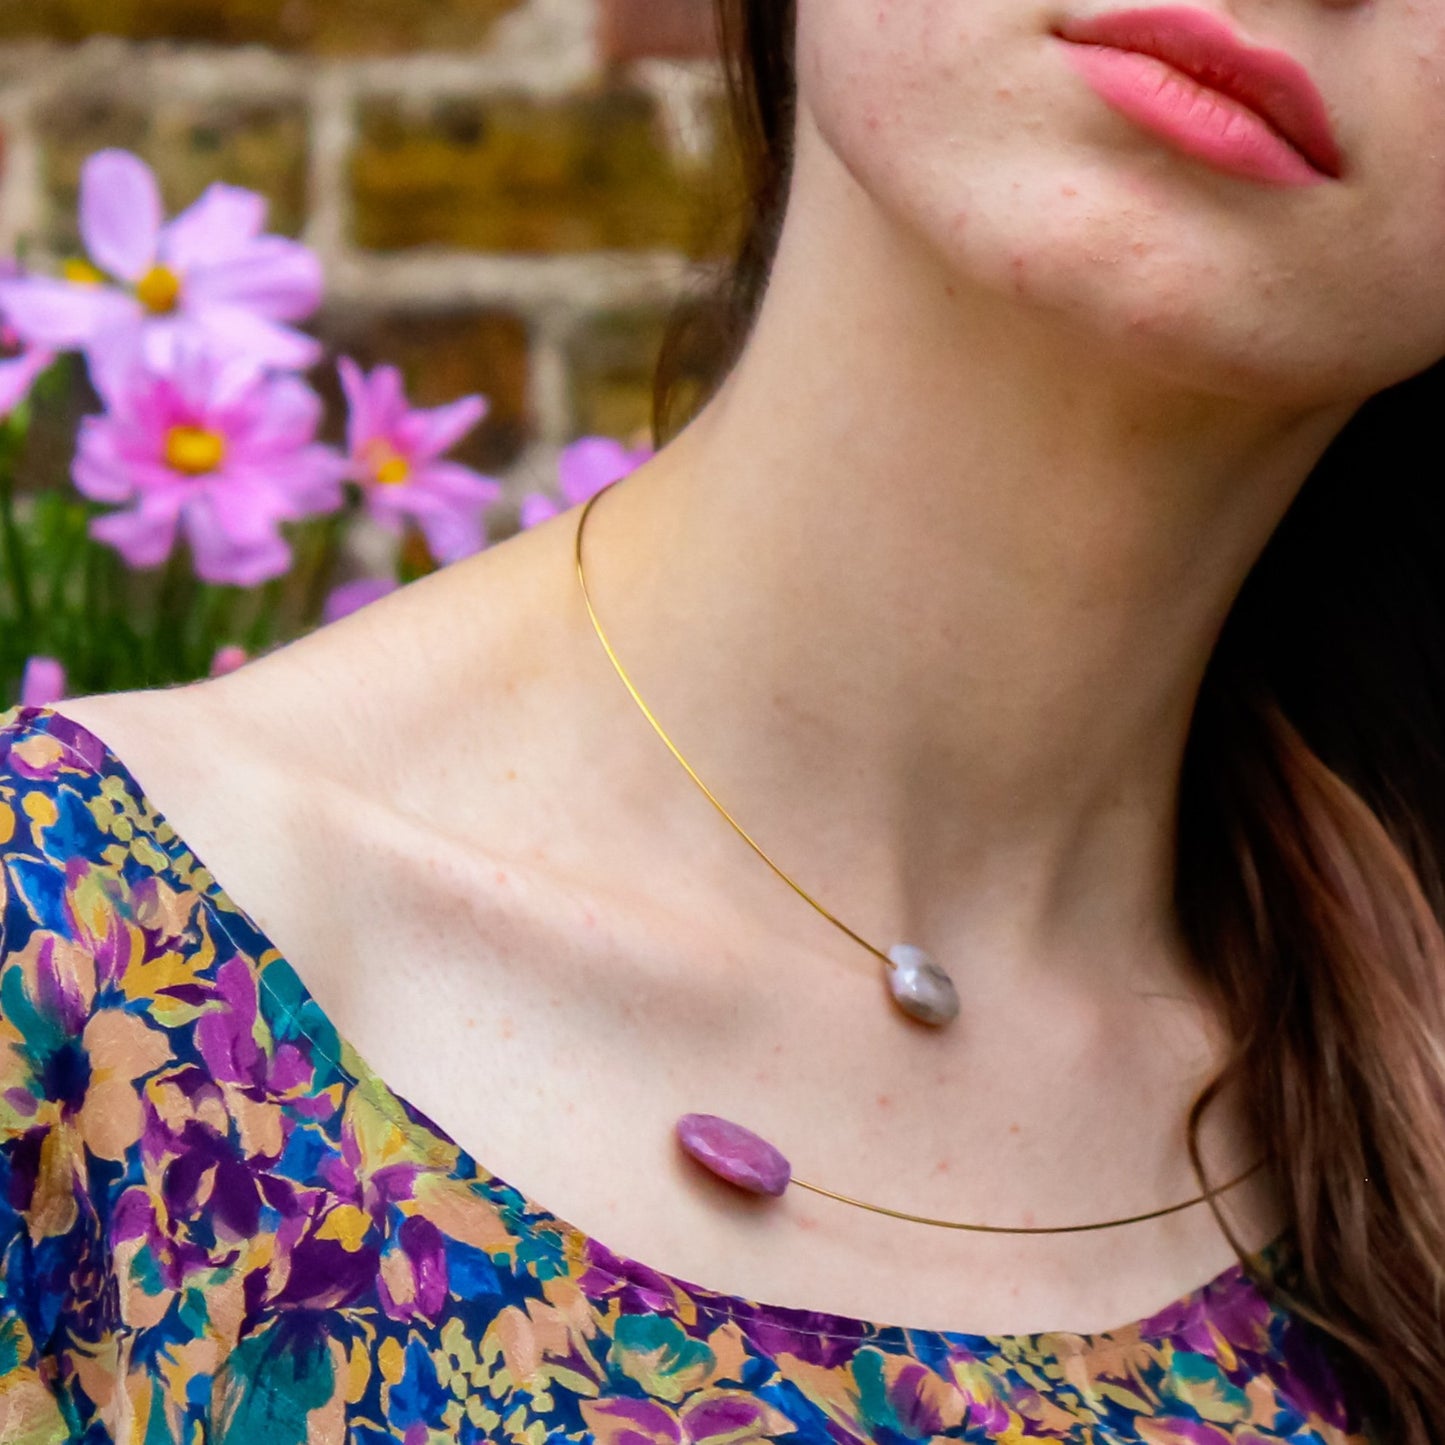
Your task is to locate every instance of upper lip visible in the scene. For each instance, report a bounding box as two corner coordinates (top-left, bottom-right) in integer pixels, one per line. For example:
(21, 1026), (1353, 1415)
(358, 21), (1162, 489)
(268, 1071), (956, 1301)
(1053, 5), (1343, 178)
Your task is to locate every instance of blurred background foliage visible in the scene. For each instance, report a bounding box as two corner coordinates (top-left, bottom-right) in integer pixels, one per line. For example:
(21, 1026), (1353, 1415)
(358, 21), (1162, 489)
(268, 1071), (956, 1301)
(0, 0), (740, 702)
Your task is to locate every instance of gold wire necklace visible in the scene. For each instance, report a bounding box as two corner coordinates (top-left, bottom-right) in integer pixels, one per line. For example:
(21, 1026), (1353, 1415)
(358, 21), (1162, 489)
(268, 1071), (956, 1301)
(573, 480), (1266, 1233)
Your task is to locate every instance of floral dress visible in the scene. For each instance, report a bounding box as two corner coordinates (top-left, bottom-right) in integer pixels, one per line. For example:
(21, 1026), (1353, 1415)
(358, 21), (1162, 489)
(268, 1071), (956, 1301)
(0, 701), (1371, 1444)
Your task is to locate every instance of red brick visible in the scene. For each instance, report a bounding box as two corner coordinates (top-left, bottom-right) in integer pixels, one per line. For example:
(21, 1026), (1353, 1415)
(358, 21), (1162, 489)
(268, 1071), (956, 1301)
(600, 0), (718, 63)
(566, 303), (726, 446)
(38, 94), (309, 249)
(0, 0), (524, 54)
(352, 89), (738, 257)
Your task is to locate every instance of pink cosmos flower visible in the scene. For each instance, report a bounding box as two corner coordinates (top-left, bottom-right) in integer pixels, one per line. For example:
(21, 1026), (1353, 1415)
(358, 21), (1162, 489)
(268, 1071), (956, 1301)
(20, 656), (67, 706)
(338, 356), (502, 567)
(0, 270), (55, 419)
(519, 436), (652, 530)
(0, 149), (322, 372)
(74, 340), (346, 586)
(322, 575), (398, 625)
(209, 644), (249, 677)
(0, 341), (51, 420)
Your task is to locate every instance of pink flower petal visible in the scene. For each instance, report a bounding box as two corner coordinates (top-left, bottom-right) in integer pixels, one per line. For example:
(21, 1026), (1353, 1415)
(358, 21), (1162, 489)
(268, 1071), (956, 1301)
(184, 497), (293, 586)
(159, 182), (268, 273)
(89, 493), (183, 571)
(362, 486), (421, 540)
(210, 352), (271, 413)
(184, 237), (322, 323)
(412, 460), (503, 507)
(201, 475), (289, 548)
(322, 576), (398, 625)
(209, 644), (249, 677)
(72, 416), (143, 503)
(80, 150), (162, 283)
(364, 504), (406, 541)
(227, 449), (346, 517)
(188, 303), (321, 370)
(367, 483), (487, 566)
(393, 394), (488, 461)
(230, 373), (323, 455)
(416, 507), (486, 566)
(20, 656), (67, 707)
(83, 322), (157, 408)
(0, 347), (51, 418)
(559, 436), (652, 506)
(518, 493), (559, 530)
(337, 356), (375, 454)
(293, 448), (349, 513)
(363, 364), (409, 438)
(134, 312), (255, 390)
(0, 276), (139, 350)
(290, 449), (349, 513)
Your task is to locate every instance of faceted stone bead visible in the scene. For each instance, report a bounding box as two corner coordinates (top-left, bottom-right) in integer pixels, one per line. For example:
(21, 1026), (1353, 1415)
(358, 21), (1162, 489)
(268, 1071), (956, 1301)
(886, 943), (960, 1026)
(676, 1113), (791, 1197)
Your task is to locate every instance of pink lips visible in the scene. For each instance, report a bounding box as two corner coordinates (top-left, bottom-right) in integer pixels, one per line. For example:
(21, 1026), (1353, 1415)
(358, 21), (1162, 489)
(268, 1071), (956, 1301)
(1054, 6), (1343, 187)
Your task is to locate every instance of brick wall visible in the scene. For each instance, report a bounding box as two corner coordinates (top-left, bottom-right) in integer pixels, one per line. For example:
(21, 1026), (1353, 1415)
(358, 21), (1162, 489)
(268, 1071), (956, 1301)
(0, 0), (736, 539)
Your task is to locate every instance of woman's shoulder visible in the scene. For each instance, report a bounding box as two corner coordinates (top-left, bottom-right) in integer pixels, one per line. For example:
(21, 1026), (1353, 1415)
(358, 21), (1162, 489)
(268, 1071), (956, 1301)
(0, 691), (251, 1083)
(1, 690), (207, 892)
(0, 688), (327, 1136)
(0, 669), (366, 932)
(0, 689), (250, 979)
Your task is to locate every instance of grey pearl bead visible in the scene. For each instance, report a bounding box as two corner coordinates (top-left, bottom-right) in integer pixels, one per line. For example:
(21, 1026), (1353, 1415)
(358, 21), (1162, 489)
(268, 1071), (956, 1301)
(886, 943), (960, 1026)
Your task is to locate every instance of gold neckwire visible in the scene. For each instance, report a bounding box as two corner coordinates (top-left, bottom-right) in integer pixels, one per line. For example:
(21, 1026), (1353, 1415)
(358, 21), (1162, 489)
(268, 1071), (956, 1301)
(573, 480), (1267, 1234)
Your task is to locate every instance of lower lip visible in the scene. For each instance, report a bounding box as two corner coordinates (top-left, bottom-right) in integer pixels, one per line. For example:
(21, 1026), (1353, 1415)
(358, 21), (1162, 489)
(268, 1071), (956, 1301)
(1058, 41), (1326, 188)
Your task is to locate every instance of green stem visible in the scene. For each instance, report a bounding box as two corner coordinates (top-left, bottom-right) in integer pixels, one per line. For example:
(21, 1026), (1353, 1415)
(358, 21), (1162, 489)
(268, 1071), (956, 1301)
(150, 543), (192, 682)
(243, 577), (286, 654)
(195, 585), (248, 673)
(299, 504), (354, 633)
(0, 434), (35, 637)
(47, 500), (85, 599)
(80, 536), (101, 683)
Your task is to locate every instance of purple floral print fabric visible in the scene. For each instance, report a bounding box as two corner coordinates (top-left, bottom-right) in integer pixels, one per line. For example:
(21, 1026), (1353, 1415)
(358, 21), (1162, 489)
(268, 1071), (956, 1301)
(0, 701), (1370, 1443)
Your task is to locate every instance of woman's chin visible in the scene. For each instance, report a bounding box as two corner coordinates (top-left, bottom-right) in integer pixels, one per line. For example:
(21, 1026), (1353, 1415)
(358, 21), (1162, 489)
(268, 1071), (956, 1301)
(942, 221), (1378, 410)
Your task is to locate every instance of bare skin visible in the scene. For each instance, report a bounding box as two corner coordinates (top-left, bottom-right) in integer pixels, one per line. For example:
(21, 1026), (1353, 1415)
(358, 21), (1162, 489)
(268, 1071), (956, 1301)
(48, 488), (1285, 1338)
(43, 0), (1445, 1336)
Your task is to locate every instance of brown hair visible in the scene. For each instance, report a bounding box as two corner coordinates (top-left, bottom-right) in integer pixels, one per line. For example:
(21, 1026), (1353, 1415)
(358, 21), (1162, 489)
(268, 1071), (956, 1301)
(654, 3), (1445, 1439)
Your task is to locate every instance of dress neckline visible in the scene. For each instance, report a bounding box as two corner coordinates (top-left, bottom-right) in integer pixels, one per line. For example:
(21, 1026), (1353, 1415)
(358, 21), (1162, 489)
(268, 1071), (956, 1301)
(3, 698), (1296, 1360)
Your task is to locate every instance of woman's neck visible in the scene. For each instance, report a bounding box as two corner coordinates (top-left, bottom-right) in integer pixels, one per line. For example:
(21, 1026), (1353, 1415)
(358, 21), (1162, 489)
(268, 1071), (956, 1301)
(571, 115), (1354, 997)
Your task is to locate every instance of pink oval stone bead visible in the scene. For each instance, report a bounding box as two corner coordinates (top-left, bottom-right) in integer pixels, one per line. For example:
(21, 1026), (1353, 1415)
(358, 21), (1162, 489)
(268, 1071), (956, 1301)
(676, 1113), (792, 1197)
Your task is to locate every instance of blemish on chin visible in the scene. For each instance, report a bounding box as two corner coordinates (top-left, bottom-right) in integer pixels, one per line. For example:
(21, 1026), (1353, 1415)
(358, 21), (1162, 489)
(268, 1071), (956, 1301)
(1060, 184), (1079, 198)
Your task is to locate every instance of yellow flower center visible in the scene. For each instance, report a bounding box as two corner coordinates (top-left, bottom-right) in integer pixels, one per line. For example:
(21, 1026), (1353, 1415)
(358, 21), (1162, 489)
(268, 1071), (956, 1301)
(63, 259), (108, 286)
(363, 439), (411, 487)
(163, 425), (226, 476)
(135, 264), (182, 314)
